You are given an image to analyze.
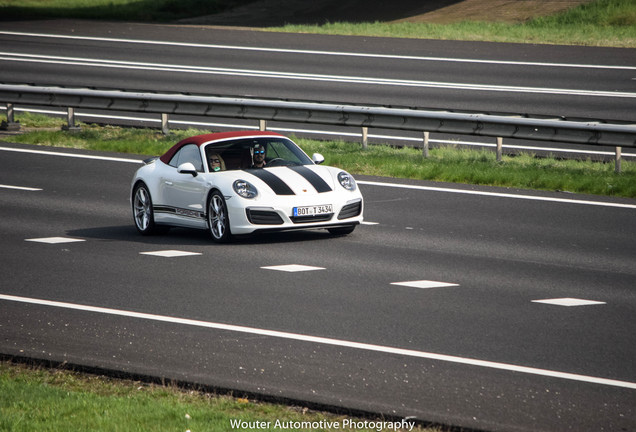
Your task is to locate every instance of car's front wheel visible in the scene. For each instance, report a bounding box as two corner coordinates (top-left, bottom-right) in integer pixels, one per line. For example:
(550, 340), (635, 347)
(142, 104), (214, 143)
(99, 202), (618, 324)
(208, 190), (232, 243)
(132, 183), (160, 235)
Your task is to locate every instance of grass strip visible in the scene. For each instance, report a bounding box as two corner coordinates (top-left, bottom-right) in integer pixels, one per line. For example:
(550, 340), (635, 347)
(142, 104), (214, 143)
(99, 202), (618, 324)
(3, 113), (635, 198)
(271, 0), (636, 47)
(1, 360), (437, 432)
(0, 0), (634, 47)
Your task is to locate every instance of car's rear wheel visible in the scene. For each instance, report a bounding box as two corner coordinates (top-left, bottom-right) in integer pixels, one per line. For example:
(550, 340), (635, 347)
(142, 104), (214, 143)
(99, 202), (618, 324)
(133, 183), (160, 235)
(208, 190), (231, 243)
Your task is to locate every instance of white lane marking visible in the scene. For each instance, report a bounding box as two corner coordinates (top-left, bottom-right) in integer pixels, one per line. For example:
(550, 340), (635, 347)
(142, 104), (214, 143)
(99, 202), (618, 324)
(140, 250), (202, 258)
(0, 184), (42, 191)
(261, 264), (326, 272)
(1, 144), (633, 209)
(1, 31), (634, 71)
(0, 146), (143, 164)
(391, 280), (459, 289)
(25, 237), (85, 244)
(0, 293), (634, 390)
(532, 298), (606, 307)
(1, 52), (634, 98)
(357, 180), (636, 209)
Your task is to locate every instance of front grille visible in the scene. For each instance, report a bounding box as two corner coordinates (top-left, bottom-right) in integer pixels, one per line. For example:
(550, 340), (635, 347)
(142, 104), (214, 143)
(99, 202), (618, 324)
(290, 213), (334, 224)
(337, 201), (362, 220)
(246, 209), (284, 225)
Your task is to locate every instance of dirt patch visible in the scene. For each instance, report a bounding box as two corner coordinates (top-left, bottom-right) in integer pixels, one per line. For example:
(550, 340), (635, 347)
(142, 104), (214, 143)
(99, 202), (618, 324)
(180, 0), (593, 26)
(395, 0), (593, 23)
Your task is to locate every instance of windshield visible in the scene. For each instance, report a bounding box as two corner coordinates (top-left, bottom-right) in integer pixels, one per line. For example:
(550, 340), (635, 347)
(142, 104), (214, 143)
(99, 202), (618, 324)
(203, 137), (313, 172)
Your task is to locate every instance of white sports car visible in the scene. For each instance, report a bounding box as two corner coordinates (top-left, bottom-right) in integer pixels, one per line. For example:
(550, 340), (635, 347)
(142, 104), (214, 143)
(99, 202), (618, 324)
(131, 131), (363, 242)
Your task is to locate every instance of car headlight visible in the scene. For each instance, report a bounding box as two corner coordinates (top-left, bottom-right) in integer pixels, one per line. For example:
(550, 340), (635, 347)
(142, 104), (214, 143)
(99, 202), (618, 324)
(233, 180), (258, 198)
(338, 171), (356, 191)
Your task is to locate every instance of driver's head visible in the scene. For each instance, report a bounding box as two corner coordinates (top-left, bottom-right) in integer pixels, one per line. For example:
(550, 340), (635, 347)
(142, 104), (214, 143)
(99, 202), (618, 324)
(208, 153), (223, 172)
(253, 144), (265, 166)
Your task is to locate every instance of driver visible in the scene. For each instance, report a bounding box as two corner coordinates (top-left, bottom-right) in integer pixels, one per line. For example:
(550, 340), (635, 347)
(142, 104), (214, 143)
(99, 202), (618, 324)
(251, 144), (266, 168)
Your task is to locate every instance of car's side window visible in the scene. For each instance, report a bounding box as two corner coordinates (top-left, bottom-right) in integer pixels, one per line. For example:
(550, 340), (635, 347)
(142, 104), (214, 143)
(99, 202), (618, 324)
(169, 144), (204, 172)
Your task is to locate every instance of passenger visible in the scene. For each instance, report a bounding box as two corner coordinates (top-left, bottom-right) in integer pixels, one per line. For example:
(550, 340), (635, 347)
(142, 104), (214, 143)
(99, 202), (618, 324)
(251, 144), (266, 168)
(208, 153), (225, 172)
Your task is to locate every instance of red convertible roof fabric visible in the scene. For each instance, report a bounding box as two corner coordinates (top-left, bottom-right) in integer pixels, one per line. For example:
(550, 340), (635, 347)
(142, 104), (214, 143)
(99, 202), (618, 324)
(159, 131), (284, 164)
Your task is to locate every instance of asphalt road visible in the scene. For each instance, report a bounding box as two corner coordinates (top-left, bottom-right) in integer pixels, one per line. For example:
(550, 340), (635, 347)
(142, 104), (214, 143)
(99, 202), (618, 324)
(0, 142), (635, 431)
(0, 20), (634, 124)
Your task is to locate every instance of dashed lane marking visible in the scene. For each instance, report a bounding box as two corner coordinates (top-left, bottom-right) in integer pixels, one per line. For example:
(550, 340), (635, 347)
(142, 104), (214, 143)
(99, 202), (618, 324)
(140, 250), (202, 258)
(0, 184), (42, 191)
(532, 298), (606, 307)
(261, 264), (326, 272)
(391, 280), (459, 289)
(25, 237), (85, 244)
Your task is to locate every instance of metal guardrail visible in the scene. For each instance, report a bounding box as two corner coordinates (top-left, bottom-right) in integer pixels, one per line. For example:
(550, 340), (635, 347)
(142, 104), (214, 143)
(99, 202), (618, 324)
(2, 83), (635, 171)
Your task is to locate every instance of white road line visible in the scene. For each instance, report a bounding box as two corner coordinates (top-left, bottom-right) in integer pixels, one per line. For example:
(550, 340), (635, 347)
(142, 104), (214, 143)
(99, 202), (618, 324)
(261, 264), (326, 272)
(1, 293), (634, 390)
(357, 180), (636, 209)
(0, 184), (42, 191)
(139, 250), (202, 257)
(25, 237), (85, 244)
(1, 145), (632, 209)
(532, 298), (606, 307)
(1, 31), (635, 71)
(1, 52), (634, 98)
(0, 146), (143, 164)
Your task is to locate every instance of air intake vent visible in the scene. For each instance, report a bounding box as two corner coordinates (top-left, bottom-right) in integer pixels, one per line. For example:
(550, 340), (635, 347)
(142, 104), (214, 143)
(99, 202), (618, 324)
(337, 201), (362, 220)
(246, 209), (284, 225)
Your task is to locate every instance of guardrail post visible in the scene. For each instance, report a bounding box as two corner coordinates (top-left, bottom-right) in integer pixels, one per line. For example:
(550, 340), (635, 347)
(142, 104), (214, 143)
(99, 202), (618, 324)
(161, 113), (169, 135)
(362, 127), (368, 149)
(1, 103), (21, 131)
(422, 131), (430, 158)
(62, 107), (80, 132)
(496, 137), (503, 162)
(259, 119), (267, 131)
(615, 146), (622, 173)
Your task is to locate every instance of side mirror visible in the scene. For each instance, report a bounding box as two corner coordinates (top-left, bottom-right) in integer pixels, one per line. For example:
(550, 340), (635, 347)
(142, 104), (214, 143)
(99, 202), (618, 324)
(312, 153), (325, 165)
(177, 162), (198, 177)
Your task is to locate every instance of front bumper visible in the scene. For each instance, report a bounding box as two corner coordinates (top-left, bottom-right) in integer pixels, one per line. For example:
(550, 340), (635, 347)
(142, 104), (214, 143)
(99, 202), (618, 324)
(227, 196), (363, 235)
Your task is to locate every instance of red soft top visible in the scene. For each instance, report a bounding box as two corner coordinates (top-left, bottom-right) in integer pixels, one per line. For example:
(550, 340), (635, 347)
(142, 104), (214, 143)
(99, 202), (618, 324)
(159, 131), (284, 164)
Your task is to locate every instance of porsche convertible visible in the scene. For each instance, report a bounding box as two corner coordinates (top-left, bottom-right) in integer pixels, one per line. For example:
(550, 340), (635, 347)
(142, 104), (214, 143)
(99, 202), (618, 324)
(131, 131), (363, 242)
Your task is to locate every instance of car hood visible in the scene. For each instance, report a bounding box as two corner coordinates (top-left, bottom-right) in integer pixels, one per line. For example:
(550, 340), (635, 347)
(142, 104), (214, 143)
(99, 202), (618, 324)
(240, 165), (339, 196)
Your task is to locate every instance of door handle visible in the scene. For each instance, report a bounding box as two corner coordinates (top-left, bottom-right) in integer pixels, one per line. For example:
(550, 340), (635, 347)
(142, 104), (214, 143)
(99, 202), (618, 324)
(164, 181), (173, 186)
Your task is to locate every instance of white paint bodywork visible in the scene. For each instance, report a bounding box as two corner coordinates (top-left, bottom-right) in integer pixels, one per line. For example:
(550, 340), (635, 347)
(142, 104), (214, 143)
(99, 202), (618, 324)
(131, 134), (363, 236)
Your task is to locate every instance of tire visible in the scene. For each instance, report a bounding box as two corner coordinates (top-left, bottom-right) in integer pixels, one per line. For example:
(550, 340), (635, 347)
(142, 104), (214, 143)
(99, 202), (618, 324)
(327, 225), (356, 236)
(132, 183), (161, 235)
(207, 190), (232, 243)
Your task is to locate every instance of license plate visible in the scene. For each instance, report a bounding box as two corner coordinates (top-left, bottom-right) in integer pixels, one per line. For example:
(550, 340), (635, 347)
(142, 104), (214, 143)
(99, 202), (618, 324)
(293, 204), (333, 217)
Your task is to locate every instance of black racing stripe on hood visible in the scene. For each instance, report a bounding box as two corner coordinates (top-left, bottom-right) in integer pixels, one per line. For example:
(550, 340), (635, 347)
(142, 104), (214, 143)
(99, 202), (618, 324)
(287, 166), (333, 193)
(243, 168), (295, 195)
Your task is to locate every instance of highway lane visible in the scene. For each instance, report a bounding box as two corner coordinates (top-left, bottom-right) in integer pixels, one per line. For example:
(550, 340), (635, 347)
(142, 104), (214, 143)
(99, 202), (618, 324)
(0, 142), (635, 431)
(0, 20), (634, 123)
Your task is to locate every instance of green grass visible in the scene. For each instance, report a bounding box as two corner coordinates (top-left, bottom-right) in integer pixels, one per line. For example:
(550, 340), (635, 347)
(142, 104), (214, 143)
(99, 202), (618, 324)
(300, 139), (636, 198)
(2, 361), (434, 432)
(272, 0), (636, 47)
(0, 0), (634, 47)
(3, 116), (635, 198)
